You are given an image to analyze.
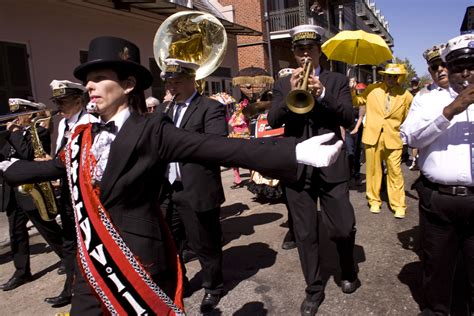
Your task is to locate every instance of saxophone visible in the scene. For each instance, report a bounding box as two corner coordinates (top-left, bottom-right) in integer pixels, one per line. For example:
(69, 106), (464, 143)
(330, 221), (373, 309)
(18, 114), (58, 221)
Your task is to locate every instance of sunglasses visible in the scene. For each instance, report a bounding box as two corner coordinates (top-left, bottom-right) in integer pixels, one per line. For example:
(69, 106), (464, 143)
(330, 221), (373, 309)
(52, 97), (77, 106)
(386, 74), (399, 78)
(447, 60), (474, 74)
(429, 62), (447, 72)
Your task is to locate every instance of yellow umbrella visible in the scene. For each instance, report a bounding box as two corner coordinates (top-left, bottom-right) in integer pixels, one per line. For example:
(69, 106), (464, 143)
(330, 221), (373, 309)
(321, 30), (393, 65)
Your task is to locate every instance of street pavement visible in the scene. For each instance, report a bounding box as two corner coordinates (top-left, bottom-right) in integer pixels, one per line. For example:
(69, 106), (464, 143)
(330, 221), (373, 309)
(0, 163), (427, 315)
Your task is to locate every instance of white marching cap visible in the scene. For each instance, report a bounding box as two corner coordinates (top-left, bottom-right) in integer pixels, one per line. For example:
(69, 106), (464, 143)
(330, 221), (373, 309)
(278, 68), (295, 78)
(49, 80), (86, 99)
(441, 34), (474, 62)
(8, 98), (46, 112)
(290, 24), (326, 45)
(162, 58), (199, 79)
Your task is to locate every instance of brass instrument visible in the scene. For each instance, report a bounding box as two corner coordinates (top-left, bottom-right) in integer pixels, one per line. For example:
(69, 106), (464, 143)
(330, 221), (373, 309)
(153, 11), (227, 81)
(18, 114), (59, 221)
(286, 59), (315, 114)
(0, 109), (46, 125)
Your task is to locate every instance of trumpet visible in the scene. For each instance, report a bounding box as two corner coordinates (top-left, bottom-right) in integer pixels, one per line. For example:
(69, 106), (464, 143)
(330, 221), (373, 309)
(286, 59), (315, 114)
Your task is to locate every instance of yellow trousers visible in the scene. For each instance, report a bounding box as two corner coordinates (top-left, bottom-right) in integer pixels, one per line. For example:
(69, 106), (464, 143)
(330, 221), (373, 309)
(365, 133), (406, 212)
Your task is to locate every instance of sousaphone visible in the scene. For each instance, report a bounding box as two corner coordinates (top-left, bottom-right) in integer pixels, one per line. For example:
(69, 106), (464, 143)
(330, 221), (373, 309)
(153, 11), (228, 82)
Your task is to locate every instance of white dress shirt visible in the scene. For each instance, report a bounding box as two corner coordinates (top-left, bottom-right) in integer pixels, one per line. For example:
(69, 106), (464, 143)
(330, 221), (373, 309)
(400, 87), (474, 185)
(91, 108), (130, 183)
(55, 110), (99, 154)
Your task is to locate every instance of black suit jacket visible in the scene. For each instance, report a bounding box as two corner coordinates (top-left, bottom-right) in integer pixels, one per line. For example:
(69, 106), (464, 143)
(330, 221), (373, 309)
(4, 112), (298, 275)
(268, 68), (353, 183)
(0, 127), (51, 212)
(160, 93), (227, 212)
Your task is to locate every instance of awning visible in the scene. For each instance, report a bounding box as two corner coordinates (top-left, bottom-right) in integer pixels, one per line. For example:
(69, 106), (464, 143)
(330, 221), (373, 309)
(85, 0), (262, 36)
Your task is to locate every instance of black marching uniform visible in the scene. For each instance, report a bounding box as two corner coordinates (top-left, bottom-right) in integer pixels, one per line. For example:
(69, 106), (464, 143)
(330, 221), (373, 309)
(268, 68), (357, 302)
(0, 125), (63, 284)
(159, 92), (228, 296)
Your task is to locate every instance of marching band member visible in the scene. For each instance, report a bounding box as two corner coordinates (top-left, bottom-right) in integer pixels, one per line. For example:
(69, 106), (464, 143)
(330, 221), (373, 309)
(0, 36), (343, 315)
(44, 80), (99, 308)
(401, 33), (474, 316)
(0, 99), (64, 292)
(268, 24), (359, 316)
(159, 58), (227, 313)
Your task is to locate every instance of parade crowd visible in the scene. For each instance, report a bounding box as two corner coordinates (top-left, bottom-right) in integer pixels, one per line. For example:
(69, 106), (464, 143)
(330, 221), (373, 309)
(0, 11), (473, 316)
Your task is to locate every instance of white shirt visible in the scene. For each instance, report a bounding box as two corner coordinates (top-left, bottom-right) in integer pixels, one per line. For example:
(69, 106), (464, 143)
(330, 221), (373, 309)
(91, 108), (130, 183)
(167, 91), (197, 183)
(55, 110), (99, 154)
(400, 87), (474, 185)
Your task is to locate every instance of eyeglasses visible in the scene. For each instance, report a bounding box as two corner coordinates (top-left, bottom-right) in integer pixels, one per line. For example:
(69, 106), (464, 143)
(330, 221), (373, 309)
(429, 62), (447, 72)
(386, 74), (399, 78)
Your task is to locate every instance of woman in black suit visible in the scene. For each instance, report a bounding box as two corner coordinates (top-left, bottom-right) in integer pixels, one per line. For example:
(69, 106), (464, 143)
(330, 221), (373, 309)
(2, 36), (343, 315)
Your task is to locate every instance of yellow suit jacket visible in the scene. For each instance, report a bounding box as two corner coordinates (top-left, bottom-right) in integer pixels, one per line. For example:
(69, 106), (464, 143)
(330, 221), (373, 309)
(354, 83), (413, 149)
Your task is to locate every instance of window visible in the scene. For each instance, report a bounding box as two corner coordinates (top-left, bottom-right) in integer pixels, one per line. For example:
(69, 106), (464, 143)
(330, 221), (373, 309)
(0, 42), (33, 114)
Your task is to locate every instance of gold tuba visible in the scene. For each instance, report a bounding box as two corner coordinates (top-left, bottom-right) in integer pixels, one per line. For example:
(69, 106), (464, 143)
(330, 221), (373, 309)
(18, 113), (59, 221)
(286, 59), (315, 114)
(153, 11), (227, 83)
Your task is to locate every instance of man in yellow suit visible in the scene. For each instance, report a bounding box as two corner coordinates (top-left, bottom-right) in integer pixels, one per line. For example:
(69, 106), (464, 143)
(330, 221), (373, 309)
(354, 64), (413, 218)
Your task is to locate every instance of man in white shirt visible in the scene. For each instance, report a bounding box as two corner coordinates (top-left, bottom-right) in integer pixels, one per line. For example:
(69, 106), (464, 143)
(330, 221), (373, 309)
(401, 33), (474, 315)
(44, 80), (99, 308)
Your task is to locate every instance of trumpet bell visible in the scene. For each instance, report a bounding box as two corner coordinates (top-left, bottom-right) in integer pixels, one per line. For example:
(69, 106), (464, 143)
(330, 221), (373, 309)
(153, 11), (227, 81)
(286, 90), (315, 114)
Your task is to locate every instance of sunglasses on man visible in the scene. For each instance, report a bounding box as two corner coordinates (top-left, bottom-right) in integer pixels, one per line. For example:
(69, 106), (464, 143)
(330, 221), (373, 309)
(429, 62), (447, 72)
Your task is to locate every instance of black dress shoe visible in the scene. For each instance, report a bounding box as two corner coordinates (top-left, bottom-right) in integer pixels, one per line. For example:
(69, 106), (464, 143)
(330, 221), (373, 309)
(200, 293), (221, 313)
(44, 293), (72, 308)
(282, 240), (297, 250)
(341, 277), (361, 294)
(281, 231), (297, 250)
(0, 274), (32, 291)
(182, 248), (197, 263)
(57, 263), (66, 275)
(300, 294), (325, 316)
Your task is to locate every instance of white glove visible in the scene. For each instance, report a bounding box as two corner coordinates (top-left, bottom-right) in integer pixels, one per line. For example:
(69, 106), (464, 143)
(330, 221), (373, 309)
(296, 133), (343, 168)
(0, 160), (14, 172)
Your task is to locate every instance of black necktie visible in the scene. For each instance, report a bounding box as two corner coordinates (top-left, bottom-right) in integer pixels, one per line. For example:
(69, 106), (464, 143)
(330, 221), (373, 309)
(59, 121), (69, 150)
(173, 103), (185, 126)
(92, 121), (117, 135)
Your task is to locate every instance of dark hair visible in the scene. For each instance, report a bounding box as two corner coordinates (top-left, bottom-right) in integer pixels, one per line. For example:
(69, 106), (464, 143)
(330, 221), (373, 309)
(113, 66), (147, 115)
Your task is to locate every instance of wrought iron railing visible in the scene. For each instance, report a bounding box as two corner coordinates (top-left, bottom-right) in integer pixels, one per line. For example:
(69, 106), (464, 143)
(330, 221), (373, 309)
(269, 7), (300, 32)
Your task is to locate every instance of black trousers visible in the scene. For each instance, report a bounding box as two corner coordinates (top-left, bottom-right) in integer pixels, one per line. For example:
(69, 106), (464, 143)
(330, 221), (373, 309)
(161, 181), (224, 295)
(58, 189), (77, 297)
(414, 178), (474, 315)
(6, 204), (63, 278)
(285, 176), (356, 302)
(70, 260), (178, 315)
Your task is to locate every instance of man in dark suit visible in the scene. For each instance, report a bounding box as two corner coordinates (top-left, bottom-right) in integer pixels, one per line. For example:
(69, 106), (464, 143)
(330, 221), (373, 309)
(0, 98), (63, 291)
(268, 24), (360, 316)
(159, 58), (227, 313)
(1, 36), (344, 315)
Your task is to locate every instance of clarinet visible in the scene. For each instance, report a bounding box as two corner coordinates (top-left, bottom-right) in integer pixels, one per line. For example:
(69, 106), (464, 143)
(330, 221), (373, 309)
(163, 94), (178, 116)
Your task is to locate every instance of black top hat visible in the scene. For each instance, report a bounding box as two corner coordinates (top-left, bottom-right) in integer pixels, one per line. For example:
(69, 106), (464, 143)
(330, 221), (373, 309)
(74, 36), (153, 90)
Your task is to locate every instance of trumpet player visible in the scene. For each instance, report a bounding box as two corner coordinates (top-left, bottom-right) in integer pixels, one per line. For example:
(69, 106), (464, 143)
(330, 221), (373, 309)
(268, 24), (359, 316)
(0, 99), (64, 291)
(400, 33), (474, 316)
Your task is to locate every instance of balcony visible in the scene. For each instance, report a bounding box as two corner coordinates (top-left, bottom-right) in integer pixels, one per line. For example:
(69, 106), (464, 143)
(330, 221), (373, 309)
(354, 0), (393, 47)
(268, 7), (329, 34)
(268, 7), (300, 32)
